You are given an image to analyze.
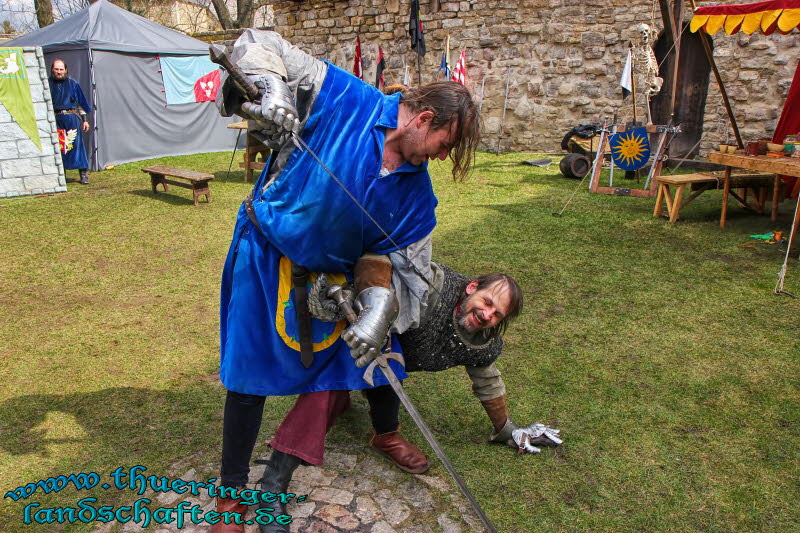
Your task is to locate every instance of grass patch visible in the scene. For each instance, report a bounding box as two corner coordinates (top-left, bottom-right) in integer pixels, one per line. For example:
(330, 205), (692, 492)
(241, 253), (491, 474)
(1, 151), (798, 532)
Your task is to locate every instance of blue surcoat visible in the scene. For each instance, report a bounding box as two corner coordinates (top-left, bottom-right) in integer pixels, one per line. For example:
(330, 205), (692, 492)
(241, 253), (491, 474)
(49, 77), (90, 170)
(220, 64), (438, 396)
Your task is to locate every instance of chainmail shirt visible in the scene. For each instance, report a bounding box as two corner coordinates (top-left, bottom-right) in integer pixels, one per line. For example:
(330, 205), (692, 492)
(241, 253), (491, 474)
(398, 263), (503, 372)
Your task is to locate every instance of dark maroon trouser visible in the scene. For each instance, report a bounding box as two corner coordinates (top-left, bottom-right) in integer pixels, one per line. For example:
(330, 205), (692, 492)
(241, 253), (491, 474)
(221, 390), (350, 487)
(269, 389), (351, 464)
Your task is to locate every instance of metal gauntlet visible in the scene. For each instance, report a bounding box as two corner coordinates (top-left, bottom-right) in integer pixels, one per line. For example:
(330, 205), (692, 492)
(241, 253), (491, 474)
(342, 287), (399, 367)
(240, 73), (300, 149)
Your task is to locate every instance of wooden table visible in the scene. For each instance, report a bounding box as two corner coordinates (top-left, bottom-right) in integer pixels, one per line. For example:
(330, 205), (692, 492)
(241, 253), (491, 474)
(227, 121), (271, 182)
(706, 152), (800, 228)
(654, 171), (779, 224)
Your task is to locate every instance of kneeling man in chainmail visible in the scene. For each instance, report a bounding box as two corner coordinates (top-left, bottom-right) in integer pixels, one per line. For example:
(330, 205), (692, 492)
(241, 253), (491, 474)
(315, 260), (561, 474)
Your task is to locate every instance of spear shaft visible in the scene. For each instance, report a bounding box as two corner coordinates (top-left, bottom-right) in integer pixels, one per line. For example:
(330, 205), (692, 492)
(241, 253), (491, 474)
(496, 68), (510, 155)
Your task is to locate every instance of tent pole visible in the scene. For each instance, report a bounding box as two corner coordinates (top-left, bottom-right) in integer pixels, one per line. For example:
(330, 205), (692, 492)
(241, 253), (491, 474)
(688, 0), (744, 148)
(88, 47), (99, 172)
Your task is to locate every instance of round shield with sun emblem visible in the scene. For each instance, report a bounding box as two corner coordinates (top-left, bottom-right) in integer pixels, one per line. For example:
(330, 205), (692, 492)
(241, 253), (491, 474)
(609, 127), (651, 171)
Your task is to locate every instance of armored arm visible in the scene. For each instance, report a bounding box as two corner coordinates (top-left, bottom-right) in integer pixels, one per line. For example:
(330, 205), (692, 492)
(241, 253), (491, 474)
(342, 254), (399, 367)
(215, 30), (327, 149)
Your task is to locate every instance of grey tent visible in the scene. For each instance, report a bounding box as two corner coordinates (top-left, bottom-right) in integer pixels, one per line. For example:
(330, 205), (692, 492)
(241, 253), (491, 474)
(7, 0), (240, 170)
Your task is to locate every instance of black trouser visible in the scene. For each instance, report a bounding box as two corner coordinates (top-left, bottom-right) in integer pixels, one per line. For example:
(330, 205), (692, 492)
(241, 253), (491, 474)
(221, 390), (265, 488)
(363, 385), (401, 435)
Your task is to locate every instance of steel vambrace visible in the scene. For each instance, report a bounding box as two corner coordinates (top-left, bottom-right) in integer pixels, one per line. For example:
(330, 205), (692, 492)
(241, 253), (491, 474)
(342, 287), (399, 367)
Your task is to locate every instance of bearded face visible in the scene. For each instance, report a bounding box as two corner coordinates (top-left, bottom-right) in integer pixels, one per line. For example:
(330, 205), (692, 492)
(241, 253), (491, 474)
(455, 280), (512, 333)
(51, 60), (67, 80)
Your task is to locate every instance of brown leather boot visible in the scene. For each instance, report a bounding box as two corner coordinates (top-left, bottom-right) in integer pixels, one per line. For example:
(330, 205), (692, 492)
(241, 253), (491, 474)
(370, 429), (431, 474)
(210, 495), (248, 533)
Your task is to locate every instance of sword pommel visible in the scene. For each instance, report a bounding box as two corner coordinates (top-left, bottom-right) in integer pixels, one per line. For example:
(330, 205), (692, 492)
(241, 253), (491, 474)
(326, 284), (358, 324)
(208, 43), (261, 102)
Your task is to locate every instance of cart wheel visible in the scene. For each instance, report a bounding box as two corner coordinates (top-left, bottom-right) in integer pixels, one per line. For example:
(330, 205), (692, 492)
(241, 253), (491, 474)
(560, 153), (591, 179)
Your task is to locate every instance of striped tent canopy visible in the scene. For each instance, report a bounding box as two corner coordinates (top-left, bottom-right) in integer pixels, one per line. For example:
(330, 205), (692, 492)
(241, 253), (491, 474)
(690, 0), (800, 35)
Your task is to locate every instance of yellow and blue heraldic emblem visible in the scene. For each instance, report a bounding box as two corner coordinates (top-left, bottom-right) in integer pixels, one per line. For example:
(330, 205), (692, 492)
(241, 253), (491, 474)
(609, 127), (651, 171)
(276, 257), (346, 351)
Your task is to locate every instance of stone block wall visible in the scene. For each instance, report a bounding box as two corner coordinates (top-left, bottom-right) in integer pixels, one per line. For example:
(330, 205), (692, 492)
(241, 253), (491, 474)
(269, 0), (798, 156)
(0, 47), (65, 198)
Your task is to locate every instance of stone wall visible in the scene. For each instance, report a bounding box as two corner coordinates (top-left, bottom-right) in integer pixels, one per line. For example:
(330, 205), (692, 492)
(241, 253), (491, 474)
(0, 47), (65, 198)
(269, 0), (798, 156)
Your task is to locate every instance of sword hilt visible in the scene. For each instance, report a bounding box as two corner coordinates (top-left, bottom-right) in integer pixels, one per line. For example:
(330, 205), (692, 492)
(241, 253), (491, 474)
(362, 351), (405, 387)
(209, 43), (260, 102)
(326, 284), (358, 324)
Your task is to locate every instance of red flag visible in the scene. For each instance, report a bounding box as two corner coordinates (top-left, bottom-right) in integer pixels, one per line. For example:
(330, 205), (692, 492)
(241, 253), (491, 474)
(375, 46), (385, 89)
(353, 36), (363, 79)
(451, 50), (466, 85)
(193, 69), (221, 102)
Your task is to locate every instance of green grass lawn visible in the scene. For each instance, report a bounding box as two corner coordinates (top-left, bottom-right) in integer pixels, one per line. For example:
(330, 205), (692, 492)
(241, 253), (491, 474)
(1, 151), (798, 532)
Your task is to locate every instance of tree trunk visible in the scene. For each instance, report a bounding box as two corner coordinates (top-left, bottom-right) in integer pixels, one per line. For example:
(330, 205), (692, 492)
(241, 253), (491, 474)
(236, 0), (254, 29)
(34, 0), (55, 28)
(210, 0), (235, 29)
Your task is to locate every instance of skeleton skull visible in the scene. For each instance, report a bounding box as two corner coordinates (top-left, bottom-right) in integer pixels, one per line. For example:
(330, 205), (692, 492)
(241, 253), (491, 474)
(635, 23), (652, 44)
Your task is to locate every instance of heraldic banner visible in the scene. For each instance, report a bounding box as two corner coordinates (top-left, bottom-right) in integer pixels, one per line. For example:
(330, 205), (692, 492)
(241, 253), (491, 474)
(159, 56), (221, 105)
(0, 48), (41, 151)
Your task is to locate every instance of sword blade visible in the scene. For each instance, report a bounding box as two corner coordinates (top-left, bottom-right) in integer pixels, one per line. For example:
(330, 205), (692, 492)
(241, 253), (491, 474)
(376, 360), (498, 533)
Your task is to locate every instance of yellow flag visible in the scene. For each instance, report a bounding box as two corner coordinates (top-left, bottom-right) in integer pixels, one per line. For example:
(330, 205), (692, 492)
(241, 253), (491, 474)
(0, 48), (41, 151)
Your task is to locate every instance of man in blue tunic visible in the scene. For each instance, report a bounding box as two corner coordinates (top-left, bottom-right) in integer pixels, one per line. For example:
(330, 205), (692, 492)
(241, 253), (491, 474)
(212, 31), (480, 533)
(48, 59), (91, 184)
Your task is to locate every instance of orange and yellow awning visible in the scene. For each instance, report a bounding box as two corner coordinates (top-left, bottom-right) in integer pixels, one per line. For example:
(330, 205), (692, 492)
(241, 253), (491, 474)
(691, 0), (800, 35)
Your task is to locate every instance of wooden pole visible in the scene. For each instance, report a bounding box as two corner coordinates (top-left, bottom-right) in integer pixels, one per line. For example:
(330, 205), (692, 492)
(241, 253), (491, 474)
(477, 77), (486, 117)
(631, 43), (637, 126)
(668, 0), (684, 123)
(788, 197), (800, 258)
(496, 68), (510, 155)
(416, 52), (422, 85)
(775, 196), (800, 296)
(688, 0), (744, 148)
(659, 0), (679, 43)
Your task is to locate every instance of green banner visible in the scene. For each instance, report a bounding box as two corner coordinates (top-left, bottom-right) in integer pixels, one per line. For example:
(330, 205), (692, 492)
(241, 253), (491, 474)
(0, 48), (41, 151)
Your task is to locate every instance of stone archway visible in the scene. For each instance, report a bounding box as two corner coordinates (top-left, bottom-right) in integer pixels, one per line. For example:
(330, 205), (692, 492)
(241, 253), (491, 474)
(651, 25), (712, 159)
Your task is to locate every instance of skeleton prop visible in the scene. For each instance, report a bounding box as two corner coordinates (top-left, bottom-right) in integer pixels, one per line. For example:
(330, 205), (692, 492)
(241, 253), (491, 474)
(633, 23), (663, 124)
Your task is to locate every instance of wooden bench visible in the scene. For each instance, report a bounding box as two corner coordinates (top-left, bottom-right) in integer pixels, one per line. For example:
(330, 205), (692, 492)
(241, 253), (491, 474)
(142, 165), (214, 206)
(654, 171), (779, 224)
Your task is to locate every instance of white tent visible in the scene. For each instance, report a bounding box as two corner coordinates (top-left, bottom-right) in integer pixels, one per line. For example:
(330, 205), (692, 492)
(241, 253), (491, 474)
(7, 0), (240, 170)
